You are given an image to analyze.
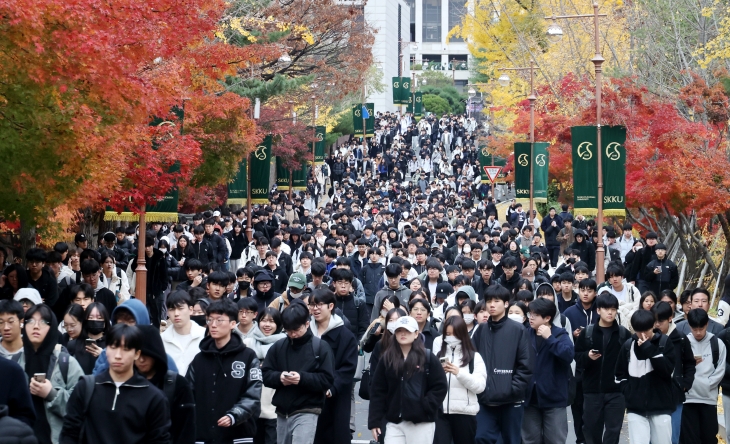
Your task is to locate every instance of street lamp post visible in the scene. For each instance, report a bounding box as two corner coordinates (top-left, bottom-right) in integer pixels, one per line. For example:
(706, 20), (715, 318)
(498, 61), (537, 220)
(467, 87), (476, 119)
(245, 98), (261, 242)
(546, 3), (608, 282)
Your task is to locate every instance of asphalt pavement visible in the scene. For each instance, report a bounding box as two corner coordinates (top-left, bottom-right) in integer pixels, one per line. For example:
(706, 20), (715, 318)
(350, 381), (629, 444)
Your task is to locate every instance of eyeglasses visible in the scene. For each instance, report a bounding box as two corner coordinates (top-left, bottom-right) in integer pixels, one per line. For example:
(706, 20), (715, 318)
(308, 302), (328, 310)
(0, 319), (18, 327)
(206, 317), (232, 325)
(239, 310), (256, 316)
(26, 319), (50, 327)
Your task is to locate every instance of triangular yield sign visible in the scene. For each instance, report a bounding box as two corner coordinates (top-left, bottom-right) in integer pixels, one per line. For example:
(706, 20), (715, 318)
(483, 166), (502, 182)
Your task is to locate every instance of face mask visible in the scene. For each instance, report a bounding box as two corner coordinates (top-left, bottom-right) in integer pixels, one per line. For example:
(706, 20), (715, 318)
(191, 315), (207, 327)
(457, 228), (465, 233)
(508, 314), (524, 323)
(380, 309), (388, 318)
(86, 320), (106, 335)
(463, 246), (471, 254)
(463, 314), (475, 324)
(444, 335), (460, 345)
(239, 281), (250, 291)
(159, 248), (167, 254)
(126, 236), (135, 242)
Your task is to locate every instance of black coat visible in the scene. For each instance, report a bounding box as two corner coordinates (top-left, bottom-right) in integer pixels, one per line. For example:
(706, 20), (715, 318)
(643, 258), (679, 293)
(29, 267), (59, 308)
(0, 405), (37, 444)
(186, 334), (262, 443)
(262, 330), (335, 416)
(472, 316), (534, 406)
(0, 358), (35, 427)
(314, 323), (358, 444)
(368, 353), (448, 429)
(189, 239), (214, 263)
(668, 327), (696, 403)
(60, 370), (171, 444)
(569, 239), (596, 272)
(333, 294), (370, 340)
(575, 322), (629, 394)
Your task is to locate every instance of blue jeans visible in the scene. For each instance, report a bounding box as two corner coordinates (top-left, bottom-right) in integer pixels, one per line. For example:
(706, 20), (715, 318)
(671, 403), (682, 444)
(475, 403), (525, 444)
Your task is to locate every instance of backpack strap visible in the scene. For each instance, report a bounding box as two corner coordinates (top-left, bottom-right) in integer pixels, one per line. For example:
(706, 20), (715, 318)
(618, 326), (631, 345)
(657, 334), (669, 354)
(711, 335), (720, 368)
(468, 356), (474, 374)
(116, 267), (122, 280)
(586, 324), (595, 350)
(163, 370), (177, 406)
(311, 336), (322, 369)
(57, 346), (70, 384)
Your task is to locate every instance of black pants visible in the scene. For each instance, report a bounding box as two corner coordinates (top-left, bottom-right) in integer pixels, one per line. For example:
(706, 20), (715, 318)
(571, 379), (585, 443)
(434, 411), (477, 444)
(255, 417), (277, 444)
(147, 293), (165, 328)
(547, 246), (561, 268)
(583, 392), (625, 444)
(680, 403), (718, 444)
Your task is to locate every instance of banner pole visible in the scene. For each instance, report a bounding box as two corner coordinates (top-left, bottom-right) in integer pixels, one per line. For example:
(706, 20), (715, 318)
(528, 61), (536, 222)
(592, 2), (606, 284)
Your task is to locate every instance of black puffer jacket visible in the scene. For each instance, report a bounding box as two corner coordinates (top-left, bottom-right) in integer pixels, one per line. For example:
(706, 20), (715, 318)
(360, 262), (385, 304)
(0, 405), (38, 444)
(334, 293), (370, 340)
(472, 316), (534, 406)
(569, 236), (596, 272)
(186, 334), (262, 443)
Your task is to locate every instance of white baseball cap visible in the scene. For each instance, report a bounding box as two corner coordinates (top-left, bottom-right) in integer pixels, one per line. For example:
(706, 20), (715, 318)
(387, 316), (419, 334)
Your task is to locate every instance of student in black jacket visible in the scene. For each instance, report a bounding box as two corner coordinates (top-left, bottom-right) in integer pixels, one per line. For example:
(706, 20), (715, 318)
(309, 289), (358, 444)
(330, 268), (369, 341)
(496, 256), (521, 294)
(574, 293), (630, 444)
(472, 284), (534, 444)
(262, 300), (335, 444)
(186, 299), (262, 444)
(128, 235), (168, 328)
(203, 218), (228, 264)
(615, 310), (675, 444)
(265, 251), (289, 295)
(0, 352), (35, 427)
(190, 226), (215, 264)
(653, 302), (696, 444)
(135, 325), (195, 444)
(368, 315), (447, 443)
(60, 324), (171, 444)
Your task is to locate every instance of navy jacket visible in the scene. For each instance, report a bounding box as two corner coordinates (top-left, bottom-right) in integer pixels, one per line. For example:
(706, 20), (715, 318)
(526, 325), (574, 408)
(563, 301), (598, 333)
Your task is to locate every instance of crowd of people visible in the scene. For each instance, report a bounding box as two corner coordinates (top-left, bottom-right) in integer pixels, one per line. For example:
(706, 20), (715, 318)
(0, 111), (727, 444)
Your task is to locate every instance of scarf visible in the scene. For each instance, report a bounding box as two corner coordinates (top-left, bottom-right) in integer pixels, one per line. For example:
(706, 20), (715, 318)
(248, 328), (287, 360)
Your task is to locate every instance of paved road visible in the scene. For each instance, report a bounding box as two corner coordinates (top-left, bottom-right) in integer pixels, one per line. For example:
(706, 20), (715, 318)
(351, 382), (629, 444)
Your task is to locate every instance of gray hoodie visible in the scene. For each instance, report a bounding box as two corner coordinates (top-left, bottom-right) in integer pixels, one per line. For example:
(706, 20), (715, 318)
(370, 285), (412, 321)
(311, 313), (345, 337)
(685, 332), (726, 405)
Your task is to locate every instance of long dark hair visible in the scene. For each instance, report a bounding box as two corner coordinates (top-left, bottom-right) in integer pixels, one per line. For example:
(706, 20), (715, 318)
(4, 264), (28, 293)
(381, 315), (428, 377)
(380, 307), (407, 353)
(437, 316), (475, 367)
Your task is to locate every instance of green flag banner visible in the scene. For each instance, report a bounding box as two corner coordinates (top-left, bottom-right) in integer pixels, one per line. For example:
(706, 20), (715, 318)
(601, 126), (626, 217)
(532, 142), (550, 202)
(250, 135), (272, 204)
(400, 77), (411, 104)
(352, 104), (374, 137)
(571, 126), (598, 216)
(414, 92), (423, 117)
(315, 125), (326, 165)
(227, 158), (248, 205)
(392, 77), (402, 104)
(571, 125), (626, 216)
(276, 157), (290, 191)
(514, 143), (531, 201)
(293, 164), (307, 191)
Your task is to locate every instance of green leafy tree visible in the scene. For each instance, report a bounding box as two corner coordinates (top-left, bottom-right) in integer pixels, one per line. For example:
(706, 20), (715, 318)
(423, 94), (451, 116)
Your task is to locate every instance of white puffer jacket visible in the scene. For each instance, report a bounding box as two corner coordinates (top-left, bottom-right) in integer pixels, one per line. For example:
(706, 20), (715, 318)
(432, 336), (487, 415)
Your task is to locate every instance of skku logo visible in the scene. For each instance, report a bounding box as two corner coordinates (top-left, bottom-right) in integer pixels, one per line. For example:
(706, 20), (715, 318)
(605, 142), (622, 160)
(494, 368), (513, 375)
(604, 196), (624, 203)
(517, 153), (529, 166)
(535, 154), (546, 167)
(577, 141), (593, 160)
(516, 189), (529, 195)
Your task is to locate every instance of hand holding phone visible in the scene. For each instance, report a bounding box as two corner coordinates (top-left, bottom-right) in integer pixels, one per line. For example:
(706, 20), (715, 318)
(33, 373), (46, 383)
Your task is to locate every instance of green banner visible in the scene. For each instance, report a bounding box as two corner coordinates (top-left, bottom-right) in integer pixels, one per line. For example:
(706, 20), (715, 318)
(414, 92), (423, 117)
(601, 126), (627, 217)
(406, 93), (413, 113)
(392, 77), (402, 105)
(514, 142), (531, 200)
(276, 156), (290, 191)
(352, 104), (374, 137)
(400, 77), (411, 104)
(315, 125), (326, 165)
(571, 126), (598, 216)
(250, 135), (272, 204)
(293, 164), (307, 191)
(227, 158), (248, 206)
(532, 142), (549, 202)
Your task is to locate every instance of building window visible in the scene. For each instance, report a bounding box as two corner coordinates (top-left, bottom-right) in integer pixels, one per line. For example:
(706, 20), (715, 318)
(404, 0), (416, 25)
(422, 0), (441, 42)
(448, 0), (464, 42)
